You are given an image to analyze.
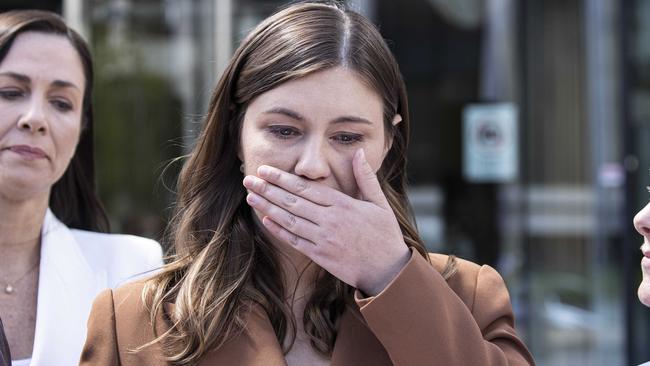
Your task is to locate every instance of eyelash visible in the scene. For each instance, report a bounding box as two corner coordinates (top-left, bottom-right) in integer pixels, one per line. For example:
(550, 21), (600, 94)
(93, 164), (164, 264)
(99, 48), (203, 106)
(332, 133), (363, 144)
(267, 125), (364, 145)
(268, 125), (300, 139)
(0, 89), (24, 100)
(51, 99), (73, 112)
(0, 88), (74, 112)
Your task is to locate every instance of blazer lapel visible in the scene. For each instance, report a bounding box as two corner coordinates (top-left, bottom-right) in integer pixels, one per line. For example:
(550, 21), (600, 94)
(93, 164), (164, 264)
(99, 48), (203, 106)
(31, 210), (105, 366)
(194, 303), (392, 365)
(198, 305), (286, 366)
(331, 304), (392, 366)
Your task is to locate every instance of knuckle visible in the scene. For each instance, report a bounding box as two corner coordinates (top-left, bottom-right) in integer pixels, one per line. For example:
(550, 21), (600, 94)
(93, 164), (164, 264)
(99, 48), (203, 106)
(285, 214), (297, 229)
(270, 169), (282, 182)
(338, 199), (351, 210)
(290, 233), (300, 246)
(323, 234), (337, 247)
(257, 180), (268, 194)
(328, 219), (341, 232)
(295, 179), (309, 193)
(284, 194), (297, 207)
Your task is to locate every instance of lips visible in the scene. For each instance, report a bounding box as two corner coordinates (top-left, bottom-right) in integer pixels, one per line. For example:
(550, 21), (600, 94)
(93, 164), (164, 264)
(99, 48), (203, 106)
(6, 145), (48, 160)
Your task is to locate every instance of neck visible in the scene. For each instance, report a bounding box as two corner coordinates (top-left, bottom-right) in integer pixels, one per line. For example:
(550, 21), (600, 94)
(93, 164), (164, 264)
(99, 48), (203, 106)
(277, 241), (318, 301)
(261, 230), (319, 301)
(0, 192), (48, 271)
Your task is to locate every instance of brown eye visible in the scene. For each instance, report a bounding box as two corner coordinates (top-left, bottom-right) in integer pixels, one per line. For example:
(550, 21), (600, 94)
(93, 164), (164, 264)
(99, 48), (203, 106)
(0, 89), (24, 100)
(332, 133), (363, 145)
(268, 125), (300, 139)
(51, 99), (73, 112)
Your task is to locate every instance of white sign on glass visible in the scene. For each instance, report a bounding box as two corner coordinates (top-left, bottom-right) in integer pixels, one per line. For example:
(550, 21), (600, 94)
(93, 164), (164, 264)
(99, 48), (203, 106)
(463, 103), (518, 183)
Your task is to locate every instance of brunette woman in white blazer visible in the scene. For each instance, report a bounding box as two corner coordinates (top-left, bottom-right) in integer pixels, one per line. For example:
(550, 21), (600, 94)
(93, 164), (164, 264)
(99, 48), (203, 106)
(0, 10), (163, 366)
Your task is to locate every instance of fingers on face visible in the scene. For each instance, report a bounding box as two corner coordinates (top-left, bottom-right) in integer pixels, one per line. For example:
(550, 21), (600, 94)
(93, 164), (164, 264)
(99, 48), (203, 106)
(244, 175), (322, 222)
(256, 165), (335, 206)
(352, 148), (387, 207)
(261, 216), (316, 252)
(246, 191), (318, 237)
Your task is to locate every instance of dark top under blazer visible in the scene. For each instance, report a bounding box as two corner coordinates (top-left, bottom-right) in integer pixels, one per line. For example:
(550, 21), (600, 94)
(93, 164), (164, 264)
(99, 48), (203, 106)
(80, 251), (536, 365)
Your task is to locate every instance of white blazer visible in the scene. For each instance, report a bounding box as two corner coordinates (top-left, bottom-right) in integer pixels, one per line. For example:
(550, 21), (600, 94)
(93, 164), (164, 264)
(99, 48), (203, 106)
(28, 209), (163, 366)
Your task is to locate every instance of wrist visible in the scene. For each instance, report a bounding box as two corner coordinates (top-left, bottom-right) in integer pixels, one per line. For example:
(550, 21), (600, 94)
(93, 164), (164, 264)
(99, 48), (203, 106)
(361, 246), (411, 296)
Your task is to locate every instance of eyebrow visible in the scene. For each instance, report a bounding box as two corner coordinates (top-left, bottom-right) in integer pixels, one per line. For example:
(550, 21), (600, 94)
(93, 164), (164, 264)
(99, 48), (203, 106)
(263, 107), (305, 121)
(263, 107), (374, 125)
(0, 71), (81, 91)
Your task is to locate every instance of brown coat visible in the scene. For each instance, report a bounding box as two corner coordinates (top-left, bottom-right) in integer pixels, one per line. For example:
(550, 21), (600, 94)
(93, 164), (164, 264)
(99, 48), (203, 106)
(79, 252), (535, 365)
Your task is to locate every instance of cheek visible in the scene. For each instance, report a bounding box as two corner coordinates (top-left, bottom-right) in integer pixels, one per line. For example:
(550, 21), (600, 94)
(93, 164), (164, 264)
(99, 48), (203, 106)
(240, 135), (296, 175)
(0, 103), (21, 141)
(365, 142), (389, 173)
(53, 117), (82, 168)
(332, 144), (385, 198)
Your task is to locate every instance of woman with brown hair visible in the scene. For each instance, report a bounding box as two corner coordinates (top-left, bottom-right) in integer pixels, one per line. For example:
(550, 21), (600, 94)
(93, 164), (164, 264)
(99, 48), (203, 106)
(0, 10), (162, 366)
(81, 2), (534, 365)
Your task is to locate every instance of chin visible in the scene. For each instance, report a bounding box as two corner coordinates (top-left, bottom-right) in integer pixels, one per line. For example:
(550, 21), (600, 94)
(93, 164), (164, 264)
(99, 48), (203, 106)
(0, 174), (51, 202)
(638, 280), (650, 307)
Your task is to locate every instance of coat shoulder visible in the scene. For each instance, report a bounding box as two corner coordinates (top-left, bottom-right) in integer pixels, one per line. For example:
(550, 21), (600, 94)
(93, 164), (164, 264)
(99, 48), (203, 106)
(82, 281), (168, 365)
(71, 229), (164, 287)
(71, 229), (162, 259)
(427, 252), (482, 277)
(426, 253), (504, 311)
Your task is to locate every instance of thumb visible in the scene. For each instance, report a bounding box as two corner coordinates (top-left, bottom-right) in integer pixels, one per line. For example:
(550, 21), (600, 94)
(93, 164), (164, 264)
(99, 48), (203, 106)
(352, 148), (389, 208)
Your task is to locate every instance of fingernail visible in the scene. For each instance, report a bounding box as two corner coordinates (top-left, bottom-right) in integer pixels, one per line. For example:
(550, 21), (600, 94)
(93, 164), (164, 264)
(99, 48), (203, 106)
(258, 165), (271, 177)
(243, 176), (254, 188)
(246, 193), (258, 205)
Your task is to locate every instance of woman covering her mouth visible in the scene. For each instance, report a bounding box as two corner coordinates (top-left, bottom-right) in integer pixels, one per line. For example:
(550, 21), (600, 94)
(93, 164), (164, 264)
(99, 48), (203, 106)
(81, 2), (534, 365)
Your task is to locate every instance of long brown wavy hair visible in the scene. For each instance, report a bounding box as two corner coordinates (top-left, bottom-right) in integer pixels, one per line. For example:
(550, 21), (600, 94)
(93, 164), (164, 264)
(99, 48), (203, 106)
(142, 2), (456, 364)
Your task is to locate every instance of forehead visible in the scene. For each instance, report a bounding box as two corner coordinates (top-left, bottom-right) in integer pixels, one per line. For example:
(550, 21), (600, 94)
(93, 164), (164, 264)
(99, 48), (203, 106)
(0, 31), (85, 89)
(246, 67), (384, 123)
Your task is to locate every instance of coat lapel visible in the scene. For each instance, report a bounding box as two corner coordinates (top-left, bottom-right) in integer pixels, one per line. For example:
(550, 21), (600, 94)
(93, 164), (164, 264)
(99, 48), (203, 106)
(190, 302), (390, 366)
(331, 304), (392, 366)
(194, 305), (286, 366)
(30, 209), (105, 366)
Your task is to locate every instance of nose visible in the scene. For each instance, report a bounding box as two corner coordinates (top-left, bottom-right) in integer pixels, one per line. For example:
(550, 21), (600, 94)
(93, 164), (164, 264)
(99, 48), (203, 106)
(17, 97), (48, 135)
(294, 138), (331, 180)
(634, 202), (650, 237)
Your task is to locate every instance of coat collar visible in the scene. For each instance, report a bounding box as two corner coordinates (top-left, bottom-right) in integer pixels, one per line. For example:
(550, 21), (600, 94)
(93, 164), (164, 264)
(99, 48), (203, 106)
(30, 209), (106, 366)
(158, 300), (391, 365)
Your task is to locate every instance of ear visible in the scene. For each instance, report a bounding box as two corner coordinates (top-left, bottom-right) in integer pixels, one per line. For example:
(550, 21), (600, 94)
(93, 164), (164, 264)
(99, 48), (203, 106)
(392, 113), (403, 126)
(382, 114), (403, 160)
